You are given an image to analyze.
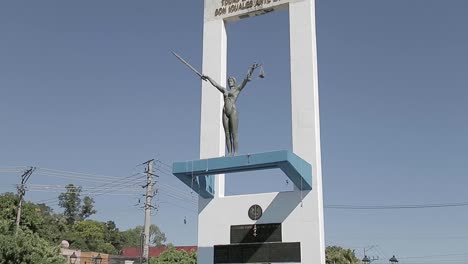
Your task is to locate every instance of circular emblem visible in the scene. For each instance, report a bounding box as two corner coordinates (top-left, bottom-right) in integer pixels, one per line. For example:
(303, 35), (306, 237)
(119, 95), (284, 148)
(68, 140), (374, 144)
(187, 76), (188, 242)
(248, 204), (263, 220)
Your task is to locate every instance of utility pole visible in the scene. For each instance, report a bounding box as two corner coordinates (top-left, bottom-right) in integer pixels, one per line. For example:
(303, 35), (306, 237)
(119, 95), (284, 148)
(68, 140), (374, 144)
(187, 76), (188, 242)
(15, 167), (35, 234)
(142, 159), (155, 262)
(362, 246), (379, 264)
(139, 231), (144, 264)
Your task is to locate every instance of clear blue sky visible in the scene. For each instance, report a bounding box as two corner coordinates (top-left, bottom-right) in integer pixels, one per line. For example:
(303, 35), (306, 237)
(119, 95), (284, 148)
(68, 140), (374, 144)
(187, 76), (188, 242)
(1, 1), (467, 263)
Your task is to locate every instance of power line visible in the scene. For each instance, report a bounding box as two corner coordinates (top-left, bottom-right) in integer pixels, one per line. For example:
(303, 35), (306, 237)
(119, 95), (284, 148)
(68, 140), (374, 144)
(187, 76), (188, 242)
(9, 163), (468, 212)
(34, 170), (147, 206)
(398, 252), (468, 260)
(27, 184), (142, 191)
(36, 179), (145, 206)
(155, 159), (173, 170)
(158, 192), (197, 207)
(158, 199), (198, 213)
(35, 171), (131, 184)
(29, 189), (142, 196)
(158, 183), (195, 199)
(37, 167), (130, 181)
(325, 202), (468, 210)
(153, 160), (468, 211)
(0, 166), (29, 171)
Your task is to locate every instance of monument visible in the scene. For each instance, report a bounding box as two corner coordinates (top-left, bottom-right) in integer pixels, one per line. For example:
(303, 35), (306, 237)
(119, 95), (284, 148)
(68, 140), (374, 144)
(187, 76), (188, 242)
(172, 0), (325, 263)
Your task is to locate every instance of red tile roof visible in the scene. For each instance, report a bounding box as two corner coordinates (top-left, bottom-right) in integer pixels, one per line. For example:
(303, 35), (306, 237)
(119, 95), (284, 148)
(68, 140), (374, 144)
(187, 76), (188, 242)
(122, 246), (197, 258)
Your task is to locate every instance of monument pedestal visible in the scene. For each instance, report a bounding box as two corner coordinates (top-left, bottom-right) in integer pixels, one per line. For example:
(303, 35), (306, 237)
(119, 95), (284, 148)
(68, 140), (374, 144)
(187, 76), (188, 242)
(173, 151), (315, 263)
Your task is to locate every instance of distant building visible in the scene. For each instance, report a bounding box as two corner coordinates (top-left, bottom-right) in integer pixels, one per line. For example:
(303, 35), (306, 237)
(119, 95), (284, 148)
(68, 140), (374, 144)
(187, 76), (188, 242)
(60, 248), (110, 264)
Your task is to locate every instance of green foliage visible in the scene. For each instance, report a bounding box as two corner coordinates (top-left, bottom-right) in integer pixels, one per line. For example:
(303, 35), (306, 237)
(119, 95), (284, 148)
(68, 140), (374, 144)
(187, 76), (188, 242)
(0, 192), (67, 243)
(58, 184), (81, 225)
(58, 184), (96, 225)
(104, 221), (125, 251)
(95, 242), (118, 255)
(31, 203), (69, 244)
(0, 219), (11, 234)
(121, 224), (167, 248)
(120, 228), (141, 248)
(0, 191), (167, 256)
(0, 193), (18, 231)
(149, 246), (197, 264)
(73, 220), (106, 242)
(80, 196), (97, 219)
(66, 220), (117, 254)
(0, 225), (66, 264)
(326, 246), (361, 264)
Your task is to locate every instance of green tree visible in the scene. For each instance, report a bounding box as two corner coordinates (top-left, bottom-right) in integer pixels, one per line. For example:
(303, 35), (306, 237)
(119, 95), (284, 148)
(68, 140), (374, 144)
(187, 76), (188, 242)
(150, 246), (196, 264)
(121, 224), (167, 248)
(0, 191), (168, 257)
(326, 246), (361, 264)
(0, 192), (68, 243)
(80, 196), (97, 219)
(58, 184), (82, 225)
(58, 184), (96, 225)
(0, 193), (19, 231)
(96, 242), (118, 255)
(36, 204), (69, 244)
(0, 221), (66, 264)
(66, 220), (117, 254)
(104, 221), (125, 251)
(0, 193), (41, 232)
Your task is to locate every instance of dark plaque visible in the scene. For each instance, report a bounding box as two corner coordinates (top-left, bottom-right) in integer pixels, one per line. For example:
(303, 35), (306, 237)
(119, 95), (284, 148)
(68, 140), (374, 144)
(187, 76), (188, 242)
(214, 246), (230, 263)
(214, 242), (301, 263)
(269, 242), (301, 262)
(231, 223), (282, 244)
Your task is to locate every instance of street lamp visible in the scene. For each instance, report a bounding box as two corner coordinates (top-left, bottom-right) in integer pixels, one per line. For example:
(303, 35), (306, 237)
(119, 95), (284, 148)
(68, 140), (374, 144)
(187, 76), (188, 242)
(362, 255), (371, 264)
(69, 252), (77, 264)
(389, 255), (399, 264)
(94, 253), (102, 264)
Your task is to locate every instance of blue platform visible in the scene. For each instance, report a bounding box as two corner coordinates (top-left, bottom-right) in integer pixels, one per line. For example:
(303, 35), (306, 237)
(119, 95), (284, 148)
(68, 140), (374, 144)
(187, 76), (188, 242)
(172, 150), (312, 198)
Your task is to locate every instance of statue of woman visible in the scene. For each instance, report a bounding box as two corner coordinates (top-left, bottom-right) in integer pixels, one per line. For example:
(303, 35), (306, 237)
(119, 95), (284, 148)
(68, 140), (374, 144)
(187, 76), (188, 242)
(202, 63), (259, 156)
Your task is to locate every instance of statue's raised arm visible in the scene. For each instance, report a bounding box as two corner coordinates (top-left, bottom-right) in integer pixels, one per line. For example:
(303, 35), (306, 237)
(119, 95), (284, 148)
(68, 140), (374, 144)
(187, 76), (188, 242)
(202, 75), (227, 94)
(238, 63), (259, 91)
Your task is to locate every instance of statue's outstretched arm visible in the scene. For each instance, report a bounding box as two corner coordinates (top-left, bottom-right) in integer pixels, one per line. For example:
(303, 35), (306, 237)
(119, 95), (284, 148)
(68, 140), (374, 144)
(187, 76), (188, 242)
(238, 63), (258, 91)
(203, 75), (227, 94)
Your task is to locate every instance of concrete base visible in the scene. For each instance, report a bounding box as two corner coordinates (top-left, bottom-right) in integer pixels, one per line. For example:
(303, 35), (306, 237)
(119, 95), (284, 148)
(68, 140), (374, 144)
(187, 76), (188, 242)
(197, 190), (317, 263)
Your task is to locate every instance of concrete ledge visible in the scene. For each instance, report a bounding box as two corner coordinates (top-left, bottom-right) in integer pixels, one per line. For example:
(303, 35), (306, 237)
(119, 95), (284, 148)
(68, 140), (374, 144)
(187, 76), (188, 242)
(172, 150), (312, 198)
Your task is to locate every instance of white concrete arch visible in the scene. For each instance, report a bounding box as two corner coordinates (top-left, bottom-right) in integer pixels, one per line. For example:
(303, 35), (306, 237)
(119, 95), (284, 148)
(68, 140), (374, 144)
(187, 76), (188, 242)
(198, 0), (324, 263)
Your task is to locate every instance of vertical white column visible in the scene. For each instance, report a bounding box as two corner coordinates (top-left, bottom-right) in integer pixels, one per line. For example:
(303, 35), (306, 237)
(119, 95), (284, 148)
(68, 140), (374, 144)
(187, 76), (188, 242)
(198, 15), (227, 264)
(289, 0), (325, 263)
(200, 19), (227, 197)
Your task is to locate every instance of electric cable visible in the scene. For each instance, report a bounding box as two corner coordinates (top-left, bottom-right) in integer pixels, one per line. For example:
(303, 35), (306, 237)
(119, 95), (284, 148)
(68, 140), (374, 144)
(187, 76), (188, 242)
(325, 202), (468, 210)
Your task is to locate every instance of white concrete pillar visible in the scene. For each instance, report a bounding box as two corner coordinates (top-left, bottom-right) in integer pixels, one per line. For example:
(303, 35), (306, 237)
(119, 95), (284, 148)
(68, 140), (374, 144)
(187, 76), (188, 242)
(198, 17), (227, 263)
(200, 18), (227, 198)
(289, 0), (325, 263)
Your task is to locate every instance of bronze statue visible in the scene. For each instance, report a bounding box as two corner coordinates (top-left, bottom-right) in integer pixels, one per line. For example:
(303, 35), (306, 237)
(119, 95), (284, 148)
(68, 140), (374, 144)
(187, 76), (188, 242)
(172, 51), (261, 156)
(202, 64), (259, 156)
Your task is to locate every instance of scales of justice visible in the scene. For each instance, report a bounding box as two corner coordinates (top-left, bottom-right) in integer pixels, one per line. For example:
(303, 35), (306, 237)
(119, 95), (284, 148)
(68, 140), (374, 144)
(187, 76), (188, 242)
(171, 0), (325, 263)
